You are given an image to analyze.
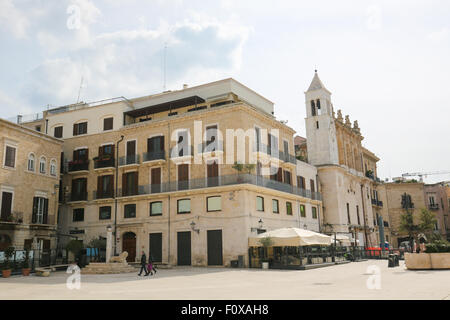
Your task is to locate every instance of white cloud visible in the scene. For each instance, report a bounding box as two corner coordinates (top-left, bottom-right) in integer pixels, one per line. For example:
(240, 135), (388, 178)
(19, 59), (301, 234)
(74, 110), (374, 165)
(0, 0), (30, 38)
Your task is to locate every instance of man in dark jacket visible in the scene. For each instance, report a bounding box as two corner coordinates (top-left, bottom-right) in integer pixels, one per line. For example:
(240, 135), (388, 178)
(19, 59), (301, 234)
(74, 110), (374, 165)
(138, 251), (149, 276)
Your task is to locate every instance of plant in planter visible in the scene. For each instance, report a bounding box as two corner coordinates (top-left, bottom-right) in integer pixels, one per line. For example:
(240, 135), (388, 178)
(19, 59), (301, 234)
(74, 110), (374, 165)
(21, 248), (31, 276)
(1, 246), (15, 278)
(232, 162), (255, 182)
(66, 240), (84, 264)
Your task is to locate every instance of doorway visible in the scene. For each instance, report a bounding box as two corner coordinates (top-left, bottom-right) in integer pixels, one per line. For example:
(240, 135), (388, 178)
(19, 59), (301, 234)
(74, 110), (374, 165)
(149, 233), (162, 263)
(207, 230), (223, 266)
(177, 231), (191, 265)
(122, 232), (136, 262)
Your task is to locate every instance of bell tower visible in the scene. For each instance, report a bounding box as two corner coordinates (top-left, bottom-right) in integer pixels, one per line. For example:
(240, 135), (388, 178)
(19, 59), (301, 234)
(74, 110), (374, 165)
(304, 71), (339, 166)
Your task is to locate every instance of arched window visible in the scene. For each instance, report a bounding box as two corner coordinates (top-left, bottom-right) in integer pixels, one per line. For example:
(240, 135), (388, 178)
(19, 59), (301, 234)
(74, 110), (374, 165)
(50, 159), (57, 176)
(39, 157), (46, 174)
(28, 153), (35, 172)
(310, 100), (316, 116)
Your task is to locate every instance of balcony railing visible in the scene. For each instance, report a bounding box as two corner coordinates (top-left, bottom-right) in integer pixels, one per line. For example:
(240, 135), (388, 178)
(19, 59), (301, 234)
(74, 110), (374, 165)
(93, 190), (114, 200)
(94, 157), (115, 169)
(119, 154), (140, 166)
(117, 173), (322, 200)
(256, 143), (296, 164)
(371, 199), (383, 207)
(198, 141), (223, 153)
(143, 151), (166, 162)
(68, 160), (89, 172)
(169, 145), (194, 158)
(429, 203), (439, 210)
(69, 192), (88, 202)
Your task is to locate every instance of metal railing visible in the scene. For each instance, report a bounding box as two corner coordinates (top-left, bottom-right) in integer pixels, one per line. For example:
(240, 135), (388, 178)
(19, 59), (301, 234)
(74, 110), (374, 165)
(119, 154), (140, 166)
(69, 192), (88, 202)
(68, 160), (89, 172)
(116, 174), (321, 200)
(198, 141), (223, 153)
(429, 203), (439, 210)
(169, 145), (194, 158)
(143, 151), (166, 162)
(255, 143), (296, 164)
(93, 190), (114, 200)
(94, 157), (115, 169)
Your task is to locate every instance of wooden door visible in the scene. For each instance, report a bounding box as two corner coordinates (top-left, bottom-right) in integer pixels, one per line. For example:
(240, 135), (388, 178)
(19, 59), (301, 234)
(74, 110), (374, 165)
(177, 231), (191, 266)
(0, 192), (12, 220)
(178, 164), (189, 190)
(122, 232), (136, 262)
(149, 233), (162, 263)
(207, 230), (223, 266)
(207, 161), (219, 187)
(151, 167), (161, 193)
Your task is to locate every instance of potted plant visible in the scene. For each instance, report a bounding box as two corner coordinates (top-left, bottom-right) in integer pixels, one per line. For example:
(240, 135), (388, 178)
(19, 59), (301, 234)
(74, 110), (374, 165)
(258, 237), (274, 269)
(21, 248), (31, 276)
(1, 246), (15, 278)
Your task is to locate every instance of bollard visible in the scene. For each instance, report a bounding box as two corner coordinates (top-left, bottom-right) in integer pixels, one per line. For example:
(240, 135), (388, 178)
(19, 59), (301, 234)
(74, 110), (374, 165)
(388, 254), (395, 268)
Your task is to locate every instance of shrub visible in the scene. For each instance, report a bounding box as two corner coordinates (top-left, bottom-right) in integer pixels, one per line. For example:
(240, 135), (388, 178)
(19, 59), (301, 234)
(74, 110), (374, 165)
(425, 240), (450, 253)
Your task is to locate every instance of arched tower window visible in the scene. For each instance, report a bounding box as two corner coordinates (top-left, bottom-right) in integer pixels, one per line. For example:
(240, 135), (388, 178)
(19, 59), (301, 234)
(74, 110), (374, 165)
(311, 100), (316, 116)
(50, 159), (57, 176)
(39, 157), (46, 174)
(28, 153), (35, 172)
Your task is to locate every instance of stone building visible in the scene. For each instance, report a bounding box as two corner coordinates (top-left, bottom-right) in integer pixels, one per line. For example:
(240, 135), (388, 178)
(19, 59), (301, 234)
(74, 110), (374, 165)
(303, 71), (381, 246)
(423, 183), (449, 240)
(0, 118), (63, 251)
(38, 78), (323, 267)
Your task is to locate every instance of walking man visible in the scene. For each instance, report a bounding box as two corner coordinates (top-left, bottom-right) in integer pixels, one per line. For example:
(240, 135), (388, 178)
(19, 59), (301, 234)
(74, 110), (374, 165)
(138, 250), (149, 276)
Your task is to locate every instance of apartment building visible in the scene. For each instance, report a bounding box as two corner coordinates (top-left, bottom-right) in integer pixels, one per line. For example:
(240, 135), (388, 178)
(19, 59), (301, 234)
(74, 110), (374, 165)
(43, 78), (323, 267)
(0, 118), (63, 252)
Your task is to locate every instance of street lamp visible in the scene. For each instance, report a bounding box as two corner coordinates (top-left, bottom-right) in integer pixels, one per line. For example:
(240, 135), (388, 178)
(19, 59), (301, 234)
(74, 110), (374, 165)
(114, 135), (124, 256)
(190, 221), (200, 234)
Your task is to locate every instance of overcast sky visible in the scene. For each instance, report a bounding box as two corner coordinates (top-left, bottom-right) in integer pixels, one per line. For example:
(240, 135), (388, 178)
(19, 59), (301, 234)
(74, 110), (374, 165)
(1, 0), (449, 183)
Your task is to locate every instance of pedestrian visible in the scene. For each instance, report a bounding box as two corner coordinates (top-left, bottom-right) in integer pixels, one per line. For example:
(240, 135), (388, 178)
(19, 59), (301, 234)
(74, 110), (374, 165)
(138, 250), (149, 276)
(148, 252), (158, 275)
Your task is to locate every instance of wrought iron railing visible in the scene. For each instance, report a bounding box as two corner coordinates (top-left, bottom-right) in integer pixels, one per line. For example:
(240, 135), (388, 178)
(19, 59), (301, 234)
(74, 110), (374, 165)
(142, 151), (166, 162)
(94, 157), (115, 169)
(68, 160), (89, 172)
(119, 154), (140, 166)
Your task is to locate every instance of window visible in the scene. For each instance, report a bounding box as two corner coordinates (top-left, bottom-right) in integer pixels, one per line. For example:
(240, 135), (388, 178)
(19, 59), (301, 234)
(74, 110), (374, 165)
(50, 160), (57, 176)
(272, 199), (279, 213)
(54, 126), (63, 138)
(177, 199), (191, 214)
(346, 203), (351, 224)
(97, 175), (113, 198)
(39, 157), (46, 174)
(300, 205), (306, 217)
(35, 125), (41, 132)
(311, 100), (316, 116)
(71, 178), (87, 201)
(73, 208), (84, 222)
(73, 122), (87, 136)
(32, 197), (48, 224)
(99, 206), (111, 220)
(316, 121), (319, 129)
(4, 145), (16, 168)
(124, 204), (136, 218)
(286, 202), (293, 215)
(103, 117), (113, 131)
(283, 170), (292, 185)
(310, 179), (315, 193)
(256, 196), (264, 211)
(205, 125), (218, 151)
(122, 171), (138, 196)
(150, 201), (163, 216)
(297, 176), (306, 189)
(1, 192), (13, 221)
(28, 154), (35, 172)
(312, 207), (318, 219)
(207, 196), (221, 212)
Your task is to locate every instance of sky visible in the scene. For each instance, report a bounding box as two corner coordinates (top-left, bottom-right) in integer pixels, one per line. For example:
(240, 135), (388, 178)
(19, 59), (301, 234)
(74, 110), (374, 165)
(0, 0), (449, 183)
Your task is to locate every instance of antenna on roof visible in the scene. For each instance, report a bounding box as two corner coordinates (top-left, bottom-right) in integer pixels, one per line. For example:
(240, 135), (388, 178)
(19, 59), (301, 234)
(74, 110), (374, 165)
(77, 76), (84, 103)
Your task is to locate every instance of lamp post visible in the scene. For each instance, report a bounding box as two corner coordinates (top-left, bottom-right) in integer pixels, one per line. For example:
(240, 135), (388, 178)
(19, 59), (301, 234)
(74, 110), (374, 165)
(114, 135), (124, 256)
(106, 225), (112, 263)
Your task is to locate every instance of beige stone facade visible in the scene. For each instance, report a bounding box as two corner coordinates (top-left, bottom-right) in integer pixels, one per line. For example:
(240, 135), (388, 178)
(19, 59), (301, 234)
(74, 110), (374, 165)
(47, 80), (323, 267)
(0, 119), (63, 251)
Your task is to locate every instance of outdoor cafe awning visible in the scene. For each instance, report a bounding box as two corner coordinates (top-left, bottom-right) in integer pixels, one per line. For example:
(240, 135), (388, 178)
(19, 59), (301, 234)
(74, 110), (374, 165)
(248, 227), (332, 247)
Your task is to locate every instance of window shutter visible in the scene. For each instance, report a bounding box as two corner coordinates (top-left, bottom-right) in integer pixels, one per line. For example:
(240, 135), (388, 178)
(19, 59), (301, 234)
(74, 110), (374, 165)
(122, 173), (127, 196)
(43, 198), (49, 224)
(110, 145), (115, 157)
(134, 172), (139, 195)
(277, 168), (282, 182)
(160, 136), (165, 151)
(97, 176), (103, 198)
(32, 197), (38, 223)
(109, 175), (114, 196)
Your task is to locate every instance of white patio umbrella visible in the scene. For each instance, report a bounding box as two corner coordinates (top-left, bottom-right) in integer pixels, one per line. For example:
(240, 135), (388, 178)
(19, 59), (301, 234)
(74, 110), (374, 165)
(248, 227), (332, 247)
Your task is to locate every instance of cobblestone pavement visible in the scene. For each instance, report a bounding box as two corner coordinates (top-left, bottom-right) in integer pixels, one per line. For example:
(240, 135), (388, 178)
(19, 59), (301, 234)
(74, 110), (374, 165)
(1, 260), (449, 300)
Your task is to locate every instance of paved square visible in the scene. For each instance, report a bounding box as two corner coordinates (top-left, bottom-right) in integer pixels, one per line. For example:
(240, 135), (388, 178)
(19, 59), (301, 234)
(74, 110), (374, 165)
(1, 260), (449, 300)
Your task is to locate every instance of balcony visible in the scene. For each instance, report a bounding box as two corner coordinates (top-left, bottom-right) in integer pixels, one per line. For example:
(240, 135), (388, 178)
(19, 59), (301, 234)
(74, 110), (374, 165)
(94, 157), (115, 169)
(143, 151), (166, 162)
(255, 144), (296, 164)
(429, 203), (439, 210)
(119, 154), (140, 166)
(68, 160), (89, 172)
(0, 211), (23, 224)
(371, 199), (383, 207)
(198, 141), (223, 154)
(69, 192), (88, 202)
(93, 190), (114, 200)
(169, 145), (194, 158)
(116, 173), (322, 201)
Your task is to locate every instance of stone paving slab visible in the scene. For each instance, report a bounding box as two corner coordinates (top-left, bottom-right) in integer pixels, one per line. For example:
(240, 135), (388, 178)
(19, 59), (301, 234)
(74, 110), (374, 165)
(0, 260), (449, 300)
